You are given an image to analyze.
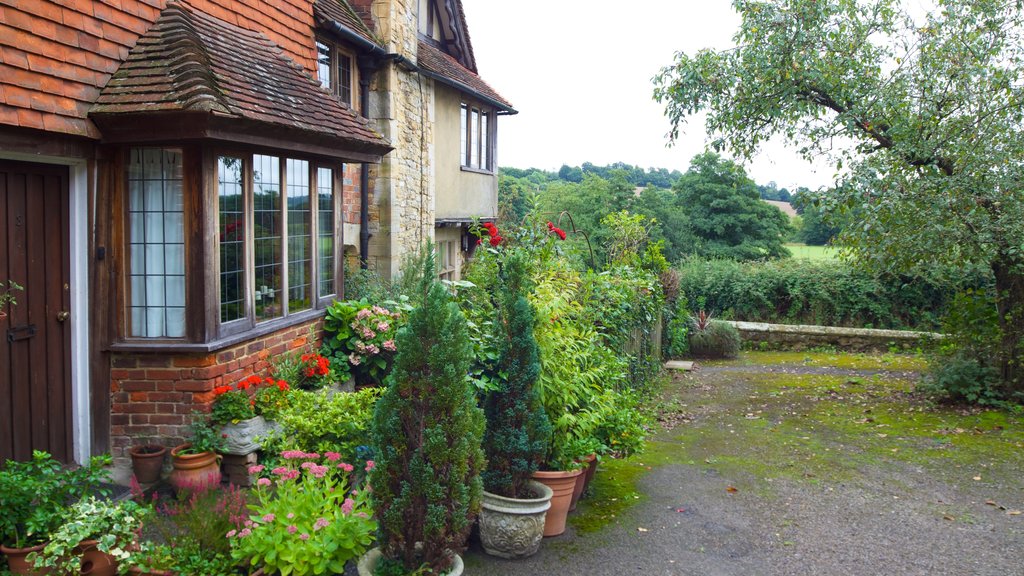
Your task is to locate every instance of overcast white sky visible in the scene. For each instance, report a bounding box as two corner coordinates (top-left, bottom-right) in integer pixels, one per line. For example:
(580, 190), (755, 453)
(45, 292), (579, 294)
(460, 0), (837, 191)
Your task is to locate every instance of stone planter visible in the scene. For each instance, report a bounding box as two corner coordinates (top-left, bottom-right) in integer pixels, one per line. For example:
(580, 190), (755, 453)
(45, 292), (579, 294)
(479, 480), (552, 559)
(532, 469), (583, 537)
(357, 548), (462, 576)
(169, 444), (221, 495)
(128, 444), (167, 484)
(1, 542), (49, 575)
(218, 416), (276, 456)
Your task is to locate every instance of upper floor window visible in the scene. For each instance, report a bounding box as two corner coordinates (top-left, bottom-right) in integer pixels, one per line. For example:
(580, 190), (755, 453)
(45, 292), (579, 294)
(419, 0), (442, 41)
(461, 103), (493, 172)
(317, 39), (358, 109)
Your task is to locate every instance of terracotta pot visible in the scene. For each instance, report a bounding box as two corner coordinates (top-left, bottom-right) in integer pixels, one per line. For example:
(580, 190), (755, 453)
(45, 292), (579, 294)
(128, 444), (167, 484)
(1, 542), (50, 575)
(582, 453), (599, 493)
(74, 540), (118, 576)
(169, 444), (221, 495)
(357, 548), (462, 576)
(479, 480), (553, 559)
(531, 469), (583, 537)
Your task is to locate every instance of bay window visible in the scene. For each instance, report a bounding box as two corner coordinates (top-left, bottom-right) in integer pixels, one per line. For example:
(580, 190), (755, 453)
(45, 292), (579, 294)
(460, 102), (494, 172)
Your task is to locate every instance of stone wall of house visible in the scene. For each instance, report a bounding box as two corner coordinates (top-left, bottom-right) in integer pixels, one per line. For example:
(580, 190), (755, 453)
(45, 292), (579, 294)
(364, 0), (435, 279)
(108, 318), (322, 472)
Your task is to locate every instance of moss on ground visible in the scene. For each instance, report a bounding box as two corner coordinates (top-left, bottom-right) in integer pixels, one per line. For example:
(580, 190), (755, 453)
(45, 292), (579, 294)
(568, 351), (1023, 534)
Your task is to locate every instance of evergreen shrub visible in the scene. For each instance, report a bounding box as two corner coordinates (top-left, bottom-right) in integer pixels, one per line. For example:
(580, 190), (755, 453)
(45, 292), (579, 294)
(688, 320), (741, 359)
(370, 247), (485, 576)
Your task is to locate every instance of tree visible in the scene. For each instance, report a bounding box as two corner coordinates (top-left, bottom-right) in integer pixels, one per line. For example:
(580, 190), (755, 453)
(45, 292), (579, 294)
(654, 0), (1024, 397)
(675, 152), (792, 260)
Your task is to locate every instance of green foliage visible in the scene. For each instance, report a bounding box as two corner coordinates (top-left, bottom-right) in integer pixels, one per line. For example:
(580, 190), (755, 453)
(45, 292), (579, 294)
(150, 482), (247, 561)
(0, 279), (22, 310)
(481, 250), (552, 498)
(129, 541), (237, 576)
(921, 354), (1004, 407)
(371, 246), (485, 575)
(31, 496), (147, 573)
(674, 153), (793, 261)
(654, 0), (1024, 393)
(676, 258), (989, 330)
(688, 320), (741, 359)
(232, 454), (375, 575)
(664, 300), (691, 359)
(183, 414), (227, 454)
(592, 391), (651, 458)
(265, 387), (383, 464)
(0, 451), (112, 547)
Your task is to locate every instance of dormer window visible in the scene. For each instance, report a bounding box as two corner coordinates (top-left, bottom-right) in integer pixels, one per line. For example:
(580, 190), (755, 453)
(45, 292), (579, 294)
(418, 0), (443, 41)
(316, 39), (358, 109)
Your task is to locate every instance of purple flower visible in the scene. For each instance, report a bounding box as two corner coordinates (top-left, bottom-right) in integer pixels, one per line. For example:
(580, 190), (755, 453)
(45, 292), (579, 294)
(299, 533), (310, 541)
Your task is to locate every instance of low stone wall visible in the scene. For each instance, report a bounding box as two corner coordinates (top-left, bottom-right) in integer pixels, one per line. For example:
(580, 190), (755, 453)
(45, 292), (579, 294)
(727, 321), (943, 353)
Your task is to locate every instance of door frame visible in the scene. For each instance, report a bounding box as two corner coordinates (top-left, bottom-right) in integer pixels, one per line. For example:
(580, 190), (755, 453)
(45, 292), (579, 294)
(0, 153), (91, 464)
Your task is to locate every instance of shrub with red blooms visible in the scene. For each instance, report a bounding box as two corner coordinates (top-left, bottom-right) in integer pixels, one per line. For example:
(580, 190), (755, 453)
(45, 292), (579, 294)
(478, 221), (503, 247)
(211, 375), (291, 425)
(546, 221), (567, 241)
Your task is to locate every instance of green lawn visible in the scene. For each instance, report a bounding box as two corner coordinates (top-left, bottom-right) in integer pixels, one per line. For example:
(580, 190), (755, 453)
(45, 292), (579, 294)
(785, 242), (837, 260)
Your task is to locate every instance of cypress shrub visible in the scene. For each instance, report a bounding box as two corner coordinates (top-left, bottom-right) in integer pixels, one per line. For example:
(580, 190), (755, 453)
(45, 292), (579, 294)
(481, 250), (552, 498)
(370, 247), (485, 575)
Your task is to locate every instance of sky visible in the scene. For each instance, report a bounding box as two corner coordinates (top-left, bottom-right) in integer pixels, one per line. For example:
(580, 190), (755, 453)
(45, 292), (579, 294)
(460, 0), (837, 191)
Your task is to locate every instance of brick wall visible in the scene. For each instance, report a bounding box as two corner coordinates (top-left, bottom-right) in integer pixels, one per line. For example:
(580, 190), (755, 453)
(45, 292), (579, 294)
(108, 318), (323, 464)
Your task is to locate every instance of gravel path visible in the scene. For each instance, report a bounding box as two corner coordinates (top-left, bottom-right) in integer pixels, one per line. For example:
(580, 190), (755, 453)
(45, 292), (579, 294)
(463, 358), (1024, 575)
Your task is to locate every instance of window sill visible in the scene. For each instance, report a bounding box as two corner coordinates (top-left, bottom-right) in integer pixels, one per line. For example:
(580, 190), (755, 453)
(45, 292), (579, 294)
(460, 166), (495, 176)
(109, 308), (325, 354)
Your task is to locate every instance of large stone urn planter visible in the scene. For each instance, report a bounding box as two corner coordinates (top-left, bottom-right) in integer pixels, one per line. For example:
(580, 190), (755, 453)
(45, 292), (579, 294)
(479, 480), (553, 559)
(531, 469), (583, 537)
(357, 548), (463, 576)
(218, 416), (276, 456)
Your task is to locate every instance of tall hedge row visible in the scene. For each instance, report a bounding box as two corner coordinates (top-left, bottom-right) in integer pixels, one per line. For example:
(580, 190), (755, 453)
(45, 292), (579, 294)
(676, 258), (991, 331)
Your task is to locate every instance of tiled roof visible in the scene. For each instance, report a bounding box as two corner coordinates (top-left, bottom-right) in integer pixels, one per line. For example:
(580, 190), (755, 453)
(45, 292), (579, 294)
(417, 40), (514, 113)
(91, 2), (390, 154)
(454, 0), (477, 73)
(313, 0), (380, 47)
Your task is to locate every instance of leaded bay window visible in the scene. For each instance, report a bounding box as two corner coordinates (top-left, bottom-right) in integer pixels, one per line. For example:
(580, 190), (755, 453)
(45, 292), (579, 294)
(128, 148), (185, 338)
(460, 102), (494, 171)
(218, 155), (340, 332)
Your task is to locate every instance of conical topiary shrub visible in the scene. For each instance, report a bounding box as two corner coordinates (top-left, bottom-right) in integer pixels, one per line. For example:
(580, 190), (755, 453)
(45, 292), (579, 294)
(481, 249), (551, 498)
(369, 245), (485, 576)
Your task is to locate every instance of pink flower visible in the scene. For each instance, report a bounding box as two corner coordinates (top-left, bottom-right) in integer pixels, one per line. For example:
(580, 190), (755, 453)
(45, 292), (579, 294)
(226, 529), (237, 538)
(299, 533), (310, 541)
(349, 354), (362, 366)
(256, 478), (271, 487)
(372, 306), (388, 315)
(341, 498), (355, 515)
(361, 328), (376, 339)
(301, 461), (316, 470)
(357, 308), (373, 319)
(261, 513), (275, 523)
(365, 460), (375, 472)
(337, 462), (354, 473)
(248, 465), (265, 475)
(366, 344), (380, 355)
(325, 452), (342, 462)
(272, 466), (291, 476)
(245, 520), (254, 528)
(287, 525), (297, 534)
(356, 512), (369, 519)
(238, 528), (252, 538)
(287, 513), (295, 519)
(306, 464), (329, 478)
(313, 517), (330, 531)
(305, 452), (320, 459)
(383, 340), (396, 352)
(377, 322), (390, 332)
(281, 450), (305, 460)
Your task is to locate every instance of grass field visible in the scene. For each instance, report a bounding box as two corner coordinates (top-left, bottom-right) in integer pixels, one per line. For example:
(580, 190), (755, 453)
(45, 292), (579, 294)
(785, 242), (837, 260)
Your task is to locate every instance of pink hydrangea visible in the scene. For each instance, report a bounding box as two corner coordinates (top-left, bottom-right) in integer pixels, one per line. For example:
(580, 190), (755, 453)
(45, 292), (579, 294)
(383, 340), (396, 352)
(349, 354), (362, 366)
(377, 322), (390, 332)
(361, 328), (376, 339)
(357, 308), (373, 319)
(366, 344), (380, 355)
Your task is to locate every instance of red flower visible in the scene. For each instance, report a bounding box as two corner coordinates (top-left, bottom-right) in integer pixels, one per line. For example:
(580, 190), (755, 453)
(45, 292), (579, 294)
(489, 235), (502, 247)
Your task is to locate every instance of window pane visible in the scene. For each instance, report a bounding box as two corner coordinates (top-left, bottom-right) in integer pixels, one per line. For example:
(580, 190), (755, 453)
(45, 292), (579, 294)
(253, 154), (283, 322)
(339, 53), (353, 106)
(480, 113), (489, 170)
(287, 159), (312, 313)
(317, 40), (332, 90)
(127, 148), (185, 338)
(317, 167), (336, 298)
(460, 104), (468, 166)
(218, 157), (245, 323)
(470, 109), (480, 168)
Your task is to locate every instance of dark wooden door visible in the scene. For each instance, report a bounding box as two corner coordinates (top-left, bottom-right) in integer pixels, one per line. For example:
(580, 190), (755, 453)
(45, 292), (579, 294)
(0, 160), (72, 464)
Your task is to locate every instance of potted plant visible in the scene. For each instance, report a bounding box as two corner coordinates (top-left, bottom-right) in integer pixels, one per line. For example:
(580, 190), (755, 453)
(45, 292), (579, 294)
(360, 247), (485, 576)
(210, 375), (290, 456)
(128, 444), (167, 484)
(230, 452), (375, 575)
(169, 415), (225, 495)
(0, 280), (22, 321)
(29, 496), (147, 576)
(478, 250), (554, 559)
(0, 451), (112, 574)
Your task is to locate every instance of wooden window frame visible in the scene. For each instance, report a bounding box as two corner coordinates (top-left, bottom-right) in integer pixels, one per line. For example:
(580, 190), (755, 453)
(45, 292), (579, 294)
(460, 101), (495, 173)
(316, 37), (359, 110)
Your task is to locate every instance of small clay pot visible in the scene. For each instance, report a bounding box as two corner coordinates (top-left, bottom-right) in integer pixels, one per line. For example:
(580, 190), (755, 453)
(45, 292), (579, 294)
(128, 444), (167, 484)
(1, 542), (50, 575)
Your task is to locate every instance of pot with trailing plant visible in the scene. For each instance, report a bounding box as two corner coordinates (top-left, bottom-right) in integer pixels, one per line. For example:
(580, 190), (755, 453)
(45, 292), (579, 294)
(128, 444), (167, 484)
(0, 451), (112, 575)
(477, 250), (554, 559)
(169, 415), (226, 495)
(358, 247), (485, 576)
(211, 375), (290, 456)
(29, 496), (148, 576)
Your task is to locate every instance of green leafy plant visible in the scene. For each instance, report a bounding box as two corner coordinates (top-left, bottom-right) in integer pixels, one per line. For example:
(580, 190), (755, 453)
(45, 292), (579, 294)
(0, 279), (22, 312)
(481, 249), (552, 498)
(0, 451), (112, 548)
(128, 541), (238, 576)
(688, 317), (741, 359)
(30, 496), (148, 573)
(262, 387), (383, 465)
(371, 246), (485, 575)
(181, 415), (227, 455)
(231, 452), (376, 576)
(323, 299), (410, 385)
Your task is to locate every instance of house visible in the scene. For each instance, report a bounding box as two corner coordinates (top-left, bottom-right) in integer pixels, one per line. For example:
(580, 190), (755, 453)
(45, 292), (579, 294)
(0, 0), (513, 468)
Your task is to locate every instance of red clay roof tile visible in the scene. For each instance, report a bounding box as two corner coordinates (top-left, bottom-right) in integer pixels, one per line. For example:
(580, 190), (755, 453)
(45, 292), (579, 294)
(417, 40), (514, 113)
(313, 0), (379, 47)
